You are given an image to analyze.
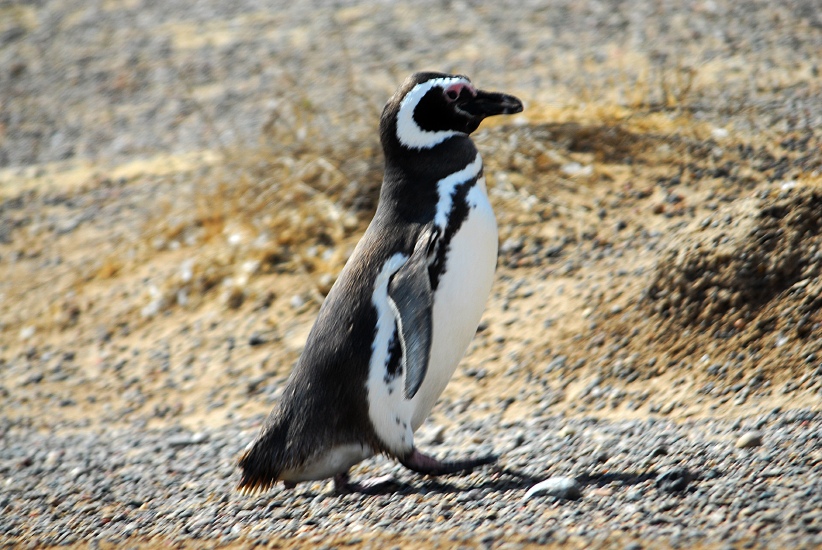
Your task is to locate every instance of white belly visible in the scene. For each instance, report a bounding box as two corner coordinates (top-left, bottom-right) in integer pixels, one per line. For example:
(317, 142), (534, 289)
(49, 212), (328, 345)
(410, 180), (498, 429)
(280, 443), (374, 482)
(366, 165), (498, 456)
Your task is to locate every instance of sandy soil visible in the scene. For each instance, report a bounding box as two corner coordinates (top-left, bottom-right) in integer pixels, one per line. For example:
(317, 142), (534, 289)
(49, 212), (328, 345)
(3, 107), (819, 435)
(1, 0), (821, 547)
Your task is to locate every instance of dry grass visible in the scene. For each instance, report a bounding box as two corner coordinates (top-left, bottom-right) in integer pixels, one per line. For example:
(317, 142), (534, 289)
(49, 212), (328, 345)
(2, 60), (820, 430)
(0, 58), (806, 332)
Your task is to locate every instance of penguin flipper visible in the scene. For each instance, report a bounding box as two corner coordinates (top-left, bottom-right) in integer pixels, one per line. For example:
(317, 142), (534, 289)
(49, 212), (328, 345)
(388, 226), (439, 400)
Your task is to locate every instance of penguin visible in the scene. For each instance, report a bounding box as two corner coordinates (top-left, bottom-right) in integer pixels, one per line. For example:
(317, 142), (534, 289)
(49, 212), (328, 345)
(238, 72), (523, 493)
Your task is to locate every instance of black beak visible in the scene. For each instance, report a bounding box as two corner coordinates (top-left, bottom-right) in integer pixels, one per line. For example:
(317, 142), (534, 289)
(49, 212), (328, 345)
(459, 89), (524, 117)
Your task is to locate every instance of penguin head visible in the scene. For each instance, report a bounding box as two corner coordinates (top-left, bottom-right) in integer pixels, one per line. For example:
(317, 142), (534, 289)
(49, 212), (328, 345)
(381, 72), (523, 151)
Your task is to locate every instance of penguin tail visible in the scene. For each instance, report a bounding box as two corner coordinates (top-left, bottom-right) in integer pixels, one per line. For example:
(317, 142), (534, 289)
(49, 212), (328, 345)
(236, 425), (289, 494)
(237, 445), (279, 494)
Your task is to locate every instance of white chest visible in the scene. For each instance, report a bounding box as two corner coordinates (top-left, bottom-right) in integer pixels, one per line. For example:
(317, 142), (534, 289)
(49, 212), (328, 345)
(410, 175), (498, 429)
(366, 154), (498, 455)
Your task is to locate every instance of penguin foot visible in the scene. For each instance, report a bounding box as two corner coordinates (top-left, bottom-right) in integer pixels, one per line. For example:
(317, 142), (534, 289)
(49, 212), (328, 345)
(399, 448), (498, 476)
(333, 472), (400, 494)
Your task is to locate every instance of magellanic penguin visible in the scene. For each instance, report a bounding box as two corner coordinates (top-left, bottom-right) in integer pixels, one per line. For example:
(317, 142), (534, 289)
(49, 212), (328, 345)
(238, 72), (523, 493)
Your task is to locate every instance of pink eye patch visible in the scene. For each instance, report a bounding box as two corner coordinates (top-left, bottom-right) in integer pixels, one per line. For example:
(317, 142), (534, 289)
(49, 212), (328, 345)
(443, 82), (477, 101)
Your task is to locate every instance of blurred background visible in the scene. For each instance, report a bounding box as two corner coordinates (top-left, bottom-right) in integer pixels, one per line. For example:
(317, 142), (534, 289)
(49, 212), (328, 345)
(3, 0), (819, 167)
(1, 0), (820, 435)
(2, 1), (822, 547)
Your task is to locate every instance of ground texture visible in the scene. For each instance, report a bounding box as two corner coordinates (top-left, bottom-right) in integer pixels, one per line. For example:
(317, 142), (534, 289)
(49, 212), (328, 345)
(1, 0), (821, 548)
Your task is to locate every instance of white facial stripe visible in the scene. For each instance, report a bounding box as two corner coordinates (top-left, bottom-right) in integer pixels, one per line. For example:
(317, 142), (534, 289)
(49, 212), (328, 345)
(396, 77), (471, 150)
(434, 153), (483, 229)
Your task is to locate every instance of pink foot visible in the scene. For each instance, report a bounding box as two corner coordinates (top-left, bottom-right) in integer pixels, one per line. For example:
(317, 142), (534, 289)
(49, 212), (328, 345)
(399, 448), (497, 476)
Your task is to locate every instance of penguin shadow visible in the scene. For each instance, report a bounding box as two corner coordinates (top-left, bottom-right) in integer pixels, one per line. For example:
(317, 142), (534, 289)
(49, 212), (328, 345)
(576, 467), (706, 495)
(348, 466), (682, 497)
(345, 465), (555, 497)
(573, 470), (659, 488)
(414, 466), (547, 495)
(410, 469), (661, 495)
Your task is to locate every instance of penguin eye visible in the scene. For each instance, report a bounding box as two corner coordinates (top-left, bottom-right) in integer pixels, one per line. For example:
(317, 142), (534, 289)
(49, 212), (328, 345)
(445, 89), (459, 101)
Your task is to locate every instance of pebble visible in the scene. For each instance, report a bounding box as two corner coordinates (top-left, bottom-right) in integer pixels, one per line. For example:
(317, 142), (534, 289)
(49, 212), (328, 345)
(417, 424), (446, 446)
(655, 468), (692, 493)
(557, 426), (577, 438)
(735, 431), (763, 449)
(248, 333), (267, 347)
(523, 476), (583, 501)
(167, 432), (209, 448)
(561, 162), (593, 177)
(1, 412), (820, 546)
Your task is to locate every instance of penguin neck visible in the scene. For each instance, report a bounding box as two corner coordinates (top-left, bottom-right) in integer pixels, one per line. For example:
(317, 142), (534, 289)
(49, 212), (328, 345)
(377, 135), (481, 223)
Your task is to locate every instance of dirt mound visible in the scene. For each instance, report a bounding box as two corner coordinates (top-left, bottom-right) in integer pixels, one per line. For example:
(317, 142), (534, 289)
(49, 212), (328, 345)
(645, 187), (822, 338)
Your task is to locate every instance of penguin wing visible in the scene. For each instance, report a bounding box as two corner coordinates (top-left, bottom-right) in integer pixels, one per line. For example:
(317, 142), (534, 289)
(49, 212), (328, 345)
(388, 225), (439, 400)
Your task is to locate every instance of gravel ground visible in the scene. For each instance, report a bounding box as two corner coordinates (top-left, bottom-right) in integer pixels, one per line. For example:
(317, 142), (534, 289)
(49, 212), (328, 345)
(2, 0), (822, 548)
(3, 409), (821, 548)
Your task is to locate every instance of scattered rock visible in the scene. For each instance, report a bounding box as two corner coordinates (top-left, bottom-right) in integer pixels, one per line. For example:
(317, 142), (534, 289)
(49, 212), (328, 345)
(561, 162), (593, 177)
(417, 424), (446, 446)
(655, 468), (693, 493)
(248, 333), (267, 346)
(168, 432), (209, 448)
(557, 426), (576, 438)
(223, 287), (245, 310)
(735, 431), (763, 449)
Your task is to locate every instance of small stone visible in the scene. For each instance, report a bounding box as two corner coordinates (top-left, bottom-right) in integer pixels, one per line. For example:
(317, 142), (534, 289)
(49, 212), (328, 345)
(557, 426), (576, 438)
(735, 431), (763, 449)
(625, 489), (642, 502)
(22, 372), (44, 386)
(418, 424), (446, 445)
(168, 432), (209, 448)
(246, 375), (268, 395)
(655, 468), (692, 493)
(248, 333), (267, 346)
(659, 402), (675, 415)
(523, 476), (582, 501)
(561, 162), (593, 177)
(711, 127), (729, 139)
(223, 287), (245, 309)
(43, 450), (61, 470)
